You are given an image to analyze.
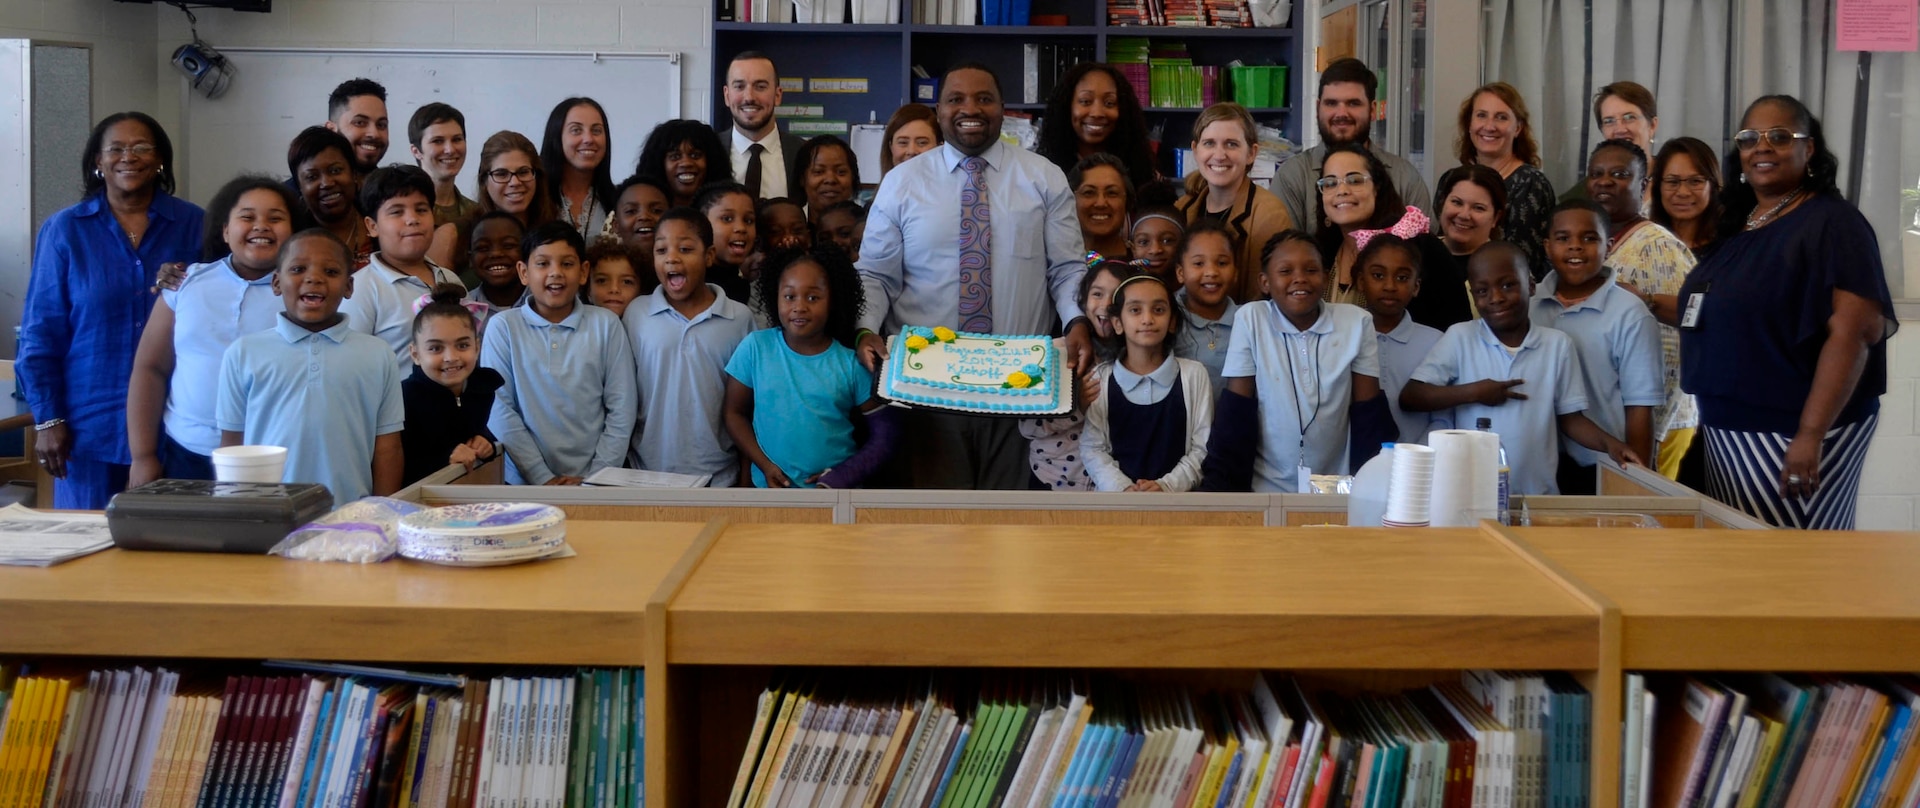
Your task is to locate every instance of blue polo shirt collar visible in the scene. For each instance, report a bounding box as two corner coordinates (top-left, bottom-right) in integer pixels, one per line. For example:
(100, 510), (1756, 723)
(1269, 301), (1336, 336)
(274, 312), (353, 344)
(645, 284), (739, 325)
(518, 301), (586, 330)
(1381, 312), (1420, 345)
(1473, 318), (1545, 353)
(1535, 272), (1619, 314)
(1175, 288), (1238, 328)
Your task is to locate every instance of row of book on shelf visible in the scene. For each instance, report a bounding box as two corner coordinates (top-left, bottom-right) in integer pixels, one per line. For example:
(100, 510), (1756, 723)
(725, 669), (1593, 808)
(0, 663), (644, 808)
(1630, 674), (1920, 808)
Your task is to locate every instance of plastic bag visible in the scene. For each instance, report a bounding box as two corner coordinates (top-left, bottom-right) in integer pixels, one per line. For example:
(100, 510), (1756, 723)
(268, 497), (424, 563)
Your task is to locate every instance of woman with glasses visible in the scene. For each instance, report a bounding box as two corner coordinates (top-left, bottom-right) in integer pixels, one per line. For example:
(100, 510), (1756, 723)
(1592, 82), (1659, 212)
(1314, 144), (1469, 330)
(19, 112), (205, 508)
(1585, 138), (1697, 482)
(472, 130), (556, 230)
(1455, 83), (1555, 279)
(1650, 137), (1725, 260)
(1671, 95), (1898, 529)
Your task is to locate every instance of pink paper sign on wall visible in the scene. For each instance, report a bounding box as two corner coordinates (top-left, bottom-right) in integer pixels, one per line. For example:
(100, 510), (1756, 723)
(1837, 0), (1920, 52)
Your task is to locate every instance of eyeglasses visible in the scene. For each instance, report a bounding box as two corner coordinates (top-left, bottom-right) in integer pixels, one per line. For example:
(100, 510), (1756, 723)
(1733, 128), (1811, 151)
(1662, 176), (1710, 192)
(102, 144), (156, 160)
(1315, 172), (1371, 192)
(1586, 168), (1636, 182)
(487, 166), (537, 184)
(1598, 112), (1642, 128)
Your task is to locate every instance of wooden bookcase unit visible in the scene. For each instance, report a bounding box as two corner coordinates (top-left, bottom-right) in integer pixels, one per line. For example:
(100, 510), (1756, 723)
(708, 0), (1304, 156)
(6, 519), (1916, 808)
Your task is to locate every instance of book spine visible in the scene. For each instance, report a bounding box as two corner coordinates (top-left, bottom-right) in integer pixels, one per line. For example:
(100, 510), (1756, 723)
(198, 678), (250, 808)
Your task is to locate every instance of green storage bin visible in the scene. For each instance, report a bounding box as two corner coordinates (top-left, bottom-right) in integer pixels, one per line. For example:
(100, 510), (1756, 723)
(1230, 66), (1269, 107)
(1268, 65), (1289, 108)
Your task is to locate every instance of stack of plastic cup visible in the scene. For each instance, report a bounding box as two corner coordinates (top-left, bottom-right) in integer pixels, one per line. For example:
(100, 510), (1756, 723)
(1382, 443), (1435, 527)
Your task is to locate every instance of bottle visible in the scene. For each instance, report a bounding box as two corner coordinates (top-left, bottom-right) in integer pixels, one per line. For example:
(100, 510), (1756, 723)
(1476, 418), (1512, 526)
(1347, 443), (1396, 527)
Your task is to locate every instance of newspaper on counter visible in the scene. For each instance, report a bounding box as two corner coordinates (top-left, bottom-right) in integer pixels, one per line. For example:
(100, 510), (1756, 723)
(0, 503), (114, 566)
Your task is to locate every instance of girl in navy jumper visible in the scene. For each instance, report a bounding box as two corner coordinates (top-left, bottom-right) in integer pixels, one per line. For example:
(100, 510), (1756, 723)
(1082, 274), (1215, 492)
(400, 283), (505, 484)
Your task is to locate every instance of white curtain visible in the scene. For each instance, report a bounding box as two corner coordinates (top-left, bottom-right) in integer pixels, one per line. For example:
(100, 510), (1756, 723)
(1483, 0), (1912, 298)
(1480, 0), (1732, 194)
(1762, 0), (1917, 299)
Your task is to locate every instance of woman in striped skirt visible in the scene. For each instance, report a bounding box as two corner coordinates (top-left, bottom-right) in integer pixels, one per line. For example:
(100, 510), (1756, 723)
(1669, 95), (1898, 529)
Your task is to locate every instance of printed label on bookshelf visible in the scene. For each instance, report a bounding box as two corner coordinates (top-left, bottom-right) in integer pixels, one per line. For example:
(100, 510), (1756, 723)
(809, 77), (870, 93)
(779, 77), (806, 92)
(775, 104), (827, 117)
(788, 119), (851, 135)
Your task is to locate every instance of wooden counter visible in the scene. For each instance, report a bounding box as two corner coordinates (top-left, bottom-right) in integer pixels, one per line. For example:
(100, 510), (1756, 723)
(0, 520), (710, 666)
(666, 523), (1600, 669)
(1508, 528), (1920, 671)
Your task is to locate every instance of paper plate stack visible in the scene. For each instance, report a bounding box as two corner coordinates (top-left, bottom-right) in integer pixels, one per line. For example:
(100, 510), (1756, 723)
(397, 503), (569, 566)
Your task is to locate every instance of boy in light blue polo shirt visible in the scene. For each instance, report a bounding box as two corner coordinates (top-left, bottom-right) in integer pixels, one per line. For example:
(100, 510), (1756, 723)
(341, 165), (464, 373)
(482, 222), (637, 485)
(629, 208), (754, 486)
(218, 229), (405, 506)
(1532, 201), (1665, 494)
(1401, 242), (1642, 495)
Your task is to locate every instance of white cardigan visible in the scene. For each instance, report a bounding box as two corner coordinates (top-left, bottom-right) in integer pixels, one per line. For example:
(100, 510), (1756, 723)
(1081, 356), (1215, 492)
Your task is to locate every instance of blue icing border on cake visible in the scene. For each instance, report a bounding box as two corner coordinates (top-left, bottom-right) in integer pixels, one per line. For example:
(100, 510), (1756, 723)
(883, 331), (1069, 414)
(891, 331), (1057, 397)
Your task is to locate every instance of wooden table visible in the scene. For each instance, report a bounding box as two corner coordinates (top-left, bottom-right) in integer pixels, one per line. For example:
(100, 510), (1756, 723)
(0, 520), (710, 665)
(668, 523), (1600, 669)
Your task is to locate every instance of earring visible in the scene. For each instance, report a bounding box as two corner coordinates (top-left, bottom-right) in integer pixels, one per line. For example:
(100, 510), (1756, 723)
(1738, 172), (1748, 184)
(93, 168), (102, 179)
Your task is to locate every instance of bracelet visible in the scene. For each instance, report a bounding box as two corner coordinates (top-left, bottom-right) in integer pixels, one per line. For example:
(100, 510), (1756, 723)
(856, 328), (877, 342)
(33, 418), (64, 432)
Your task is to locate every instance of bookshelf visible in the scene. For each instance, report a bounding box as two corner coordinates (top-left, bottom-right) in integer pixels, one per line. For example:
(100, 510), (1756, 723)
(707, 0), (1305, 153)
(656, 523), (1615, 808)
(11, 516), (1915, 808)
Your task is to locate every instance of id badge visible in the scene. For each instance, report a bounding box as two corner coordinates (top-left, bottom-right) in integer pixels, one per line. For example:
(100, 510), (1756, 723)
(1680, 293), (1705, 330)
(1297, 463), (1313, 493)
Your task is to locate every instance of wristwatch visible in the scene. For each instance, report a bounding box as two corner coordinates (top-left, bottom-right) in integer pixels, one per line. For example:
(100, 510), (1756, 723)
(33, 418), (64, 432)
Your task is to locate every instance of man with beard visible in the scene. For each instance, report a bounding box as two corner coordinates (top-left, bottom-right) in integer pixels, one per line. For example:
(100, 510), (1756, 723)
(326, 78), (390, 174)
(854, 63), (1093, 490)
(1268, 58), (1431, 232)
(718, 52), (807, 200)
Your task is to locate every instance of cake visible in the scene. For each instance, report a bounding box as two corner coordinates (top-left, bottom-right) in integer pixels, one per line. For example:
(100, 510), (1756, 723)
(879, 326), (1071, 416)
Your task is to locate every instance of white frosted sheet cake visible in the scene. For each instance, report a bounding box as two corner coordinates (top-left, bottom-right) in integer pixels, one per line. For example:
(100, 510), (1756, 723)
(879, 327), (1071, 416)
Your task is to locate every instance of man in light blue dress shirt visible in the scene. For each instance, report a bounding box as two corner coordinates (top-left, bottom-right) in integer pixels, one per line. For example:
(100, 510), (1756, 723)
(853, 64), (1095, 489)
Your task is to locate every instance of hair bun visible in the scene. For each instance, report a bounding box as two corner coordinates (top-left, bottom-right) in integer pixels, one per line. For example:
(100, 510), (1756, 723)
(429, 281), (467, 306)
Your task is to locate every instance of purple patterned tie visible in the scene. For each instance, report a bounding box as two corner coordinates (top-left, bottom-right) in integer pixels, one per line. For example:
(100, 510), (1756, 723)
(958, 155), (992, 333)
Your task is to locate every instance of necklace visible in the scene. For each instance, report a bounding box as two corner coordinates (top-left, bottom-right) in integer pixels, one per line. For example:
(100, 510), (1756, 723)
(1745, 189), (1802, 230)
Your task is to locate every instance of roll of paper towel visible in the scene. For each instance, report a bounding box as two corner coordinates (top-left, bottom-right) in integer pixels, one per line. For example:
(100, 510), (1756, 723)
(1427, 429), (1501, 527)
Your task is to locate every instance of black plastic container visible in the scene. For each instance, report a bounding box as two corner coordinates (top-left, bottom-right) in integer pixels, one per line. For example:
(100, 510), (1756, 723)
(106, 479), (335, 554)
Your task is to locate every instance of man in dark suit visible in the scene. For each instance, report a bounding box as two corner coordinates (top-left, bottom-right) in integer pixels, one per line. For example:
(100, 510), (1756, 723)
(719, 51), (809, 200)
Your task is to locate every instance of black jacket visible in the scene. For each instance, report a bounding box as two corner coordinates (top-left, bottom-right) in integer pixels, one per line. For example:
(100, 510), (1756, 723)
(401, 365), (505, 485)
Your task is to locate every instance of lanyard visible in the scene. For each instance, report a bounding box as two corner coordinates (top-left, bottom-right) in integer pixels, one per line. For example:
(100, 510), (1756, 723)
(1271, 301), (1324, 449)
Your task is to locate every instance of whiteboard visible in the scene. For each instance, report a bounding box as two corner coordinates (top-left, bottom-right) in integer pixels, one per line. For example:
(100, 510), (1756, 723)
(179, 47), (682, 205)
